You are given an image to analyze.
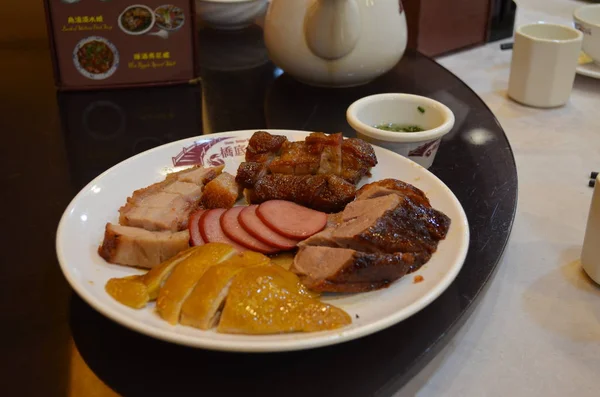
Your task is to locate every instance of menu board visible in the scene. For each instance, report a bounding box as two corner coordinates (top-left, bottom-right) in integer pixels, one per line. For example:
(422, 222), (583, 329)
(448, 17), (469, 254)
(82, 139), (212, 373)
(45, 0), (198, 90)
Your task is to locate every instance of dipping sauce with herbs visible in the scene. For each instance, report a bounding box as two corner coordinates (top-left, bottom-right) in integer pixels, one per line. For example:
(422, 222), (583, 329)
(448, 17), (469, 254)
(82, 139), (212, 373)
(374, 123), (425, 133)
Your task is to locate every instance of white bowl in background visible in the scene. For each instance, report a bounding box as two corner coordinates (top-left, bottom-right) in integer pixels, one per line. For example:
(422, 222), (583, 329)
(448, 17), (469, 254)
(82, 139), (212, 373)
(195, 0), (269, 30)
(347, 94), (455, 169)
(574, 4), (600, 64)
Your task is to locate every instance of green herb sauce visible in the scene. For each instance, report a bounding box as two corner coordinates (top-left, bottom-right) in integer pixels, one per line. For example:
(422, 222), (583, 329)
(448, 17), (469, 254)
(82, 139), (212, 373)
(374, 123), (425, 133)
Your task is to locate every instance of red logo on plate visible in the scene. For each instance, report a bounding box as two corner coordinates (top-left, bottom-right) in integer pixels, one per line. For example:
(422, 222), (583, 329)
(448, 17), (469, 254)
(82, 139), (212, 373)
(408, 140), (440, 157)
(172, 137), (249, 167)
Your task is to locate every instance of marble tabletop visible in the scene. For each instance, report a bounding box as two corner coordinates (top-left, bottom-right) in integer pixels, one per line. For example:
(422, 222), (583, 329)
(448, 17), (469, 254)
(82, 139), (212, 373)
(400, 1), (600, 396)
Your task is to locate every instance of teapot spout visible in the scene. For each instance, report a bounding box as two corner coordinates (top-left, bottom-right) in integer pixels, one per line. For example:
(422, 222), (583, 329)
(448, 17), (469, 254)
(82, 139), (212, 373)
(304, 0), (361, 61)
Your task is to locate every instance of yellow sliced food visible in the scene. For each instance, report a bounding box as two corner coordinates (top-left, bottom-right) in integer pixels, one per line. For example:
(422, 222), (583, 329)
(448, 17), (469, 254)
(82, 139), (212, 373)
(256, 263), (319, 299)
(105, 275), (149, 309)
(217, 265), (351, 334)
(180, 251), (270, 329)
(141, 246), (203, 300)
(268, 251), (295, 270)
(156, 243), (236, 324)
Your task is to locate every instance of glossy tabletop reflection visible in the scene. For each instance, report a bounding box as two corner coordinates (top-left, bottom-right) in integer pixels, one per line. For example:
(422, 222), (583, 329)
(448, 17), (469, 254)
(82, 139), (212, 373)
(1, 25), (517, 397)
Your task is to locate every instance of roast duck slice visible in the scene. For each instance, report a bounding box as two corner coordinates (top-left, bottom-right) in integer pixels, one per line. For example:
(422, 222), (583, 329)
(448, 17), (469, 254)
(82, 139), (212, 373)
(290, 179), (451, 293)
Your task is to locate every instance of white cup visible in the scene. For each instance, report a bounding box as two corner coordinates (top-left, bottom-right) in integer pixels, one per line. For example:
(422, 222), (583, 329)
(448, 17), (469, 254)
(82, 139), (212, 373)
(582, 176), (600, 285)
(574, 5), (600, 65)
(508, 23), (582, 108)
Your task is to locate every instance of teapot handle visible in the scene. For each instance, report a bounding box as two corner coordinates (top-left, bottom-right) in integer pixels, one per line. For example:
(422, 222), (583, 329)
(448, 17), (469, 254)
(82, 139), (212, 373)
(304, 0), (361, 61)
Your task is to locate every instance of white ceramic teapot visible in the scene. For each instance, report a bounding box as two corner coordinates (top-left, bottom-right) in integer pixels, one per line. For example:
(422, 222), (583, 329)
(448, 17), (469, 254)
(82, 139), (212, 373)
(263, 0), (408, 87)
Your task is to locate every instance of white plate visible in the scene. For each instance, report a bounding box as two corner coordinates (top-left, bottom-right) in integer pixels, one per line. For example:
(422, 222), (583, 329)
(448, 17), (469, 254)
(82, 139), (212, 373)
(56, 130), (469, 352)
(577, 61), (600, 79)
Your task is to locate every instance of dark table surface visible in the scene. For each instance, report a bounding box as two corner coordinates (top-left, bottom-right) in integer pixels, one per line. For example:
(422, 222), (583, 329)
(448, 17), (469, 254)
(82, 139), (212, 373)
(1, 25), (517, 397)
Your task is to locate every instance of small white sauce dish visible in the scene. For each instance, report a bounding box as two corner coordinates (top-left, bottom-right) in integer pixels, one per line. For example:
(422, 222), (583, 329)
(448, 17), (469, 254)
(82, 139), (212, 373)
(346, 93), (455, 169)
(574, 4), (600, 64)
(195, 0), (269, 30)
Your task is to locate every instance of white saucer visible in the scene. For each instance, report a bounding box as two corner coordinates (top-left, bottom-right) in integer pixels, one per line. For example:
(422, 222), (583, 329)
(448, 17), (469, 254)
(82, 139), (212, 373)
(577, 62), (600, 79)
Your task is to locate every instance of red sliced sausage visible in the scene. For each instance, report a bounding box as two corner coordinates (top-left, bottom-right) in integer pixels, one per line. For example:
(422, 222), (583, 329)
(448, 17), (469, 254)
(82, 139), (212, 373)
(257, 200), (327, 239)
(238, 205), (299, 250)
(221, 207), (280, 254)
(199, 209), (246, 252)
(188, 209), (205, 246)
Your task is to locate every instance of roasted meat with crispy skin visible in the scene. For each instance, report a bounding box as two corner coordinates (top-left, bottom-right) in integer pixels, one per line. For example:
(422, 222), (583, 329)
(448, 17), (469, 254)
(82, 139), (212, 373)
(306, 132), (343, 175)
(236, 131), (378, 212)
(119, 165), (223, 231)
(235, 162), (269, 189)
(355, 178), (431, 207)
(291, 180), (451, 293)
(269, 141), (321, 175)
(245, 131), (288, 162)
(102, 165), (223, 269)
(200, 172), (242, 209)
(292, 246), (432, 293)
(340, 138), (378, 184)
(245, 174), (356, 213)
(99, 223), (190, 269)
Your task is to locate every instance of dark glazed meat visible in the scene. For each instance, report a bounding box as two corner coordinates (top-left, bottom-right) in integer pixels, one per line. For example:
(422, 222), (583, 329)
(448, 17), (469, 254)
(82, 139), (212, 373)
(291, 246), (431, 293)
(340, 138), (378, 184)
(332, 194), (450, 254)
(235, 162), (268, 189)
(245, 174), (356, 213)
(306, 132), (343, 175)
(355, 178), (430, 207)
(290, 182), (451, 293)
(269, 141), (321, 175)
(245, 131), (288, 162)
(236, 132), (378, 212)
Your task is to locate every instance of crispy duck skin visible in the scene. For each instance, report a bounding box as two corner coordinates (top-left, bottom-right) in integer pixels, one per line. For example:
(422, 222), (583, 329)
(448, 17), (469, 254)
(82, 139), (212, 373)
(245, 174), (356, 213)
(355, 178), (431, 207)
(290, 181), (451, 293)
(332, 195), (451, 254)
(245, 131), (288, 162)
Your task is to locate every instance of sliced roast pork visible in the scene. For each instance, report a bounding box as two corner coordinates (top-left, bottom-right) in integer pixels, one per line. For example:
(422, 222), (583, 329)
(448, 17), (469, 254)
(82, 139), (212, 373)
(119, 165), (223, 231)
(102, 165), (223, 268)
(200, 172), (242, 209)
(170, 164), (224, 185)
(99, 223), (190, 269)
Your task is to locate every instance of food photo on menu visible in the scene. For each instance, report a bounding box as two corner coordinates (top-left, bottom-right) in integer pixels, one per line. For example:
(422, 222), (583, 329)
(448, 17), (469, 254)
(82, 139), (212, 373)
(46, 0), (195, 89)
(4, 0), (599, 396)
